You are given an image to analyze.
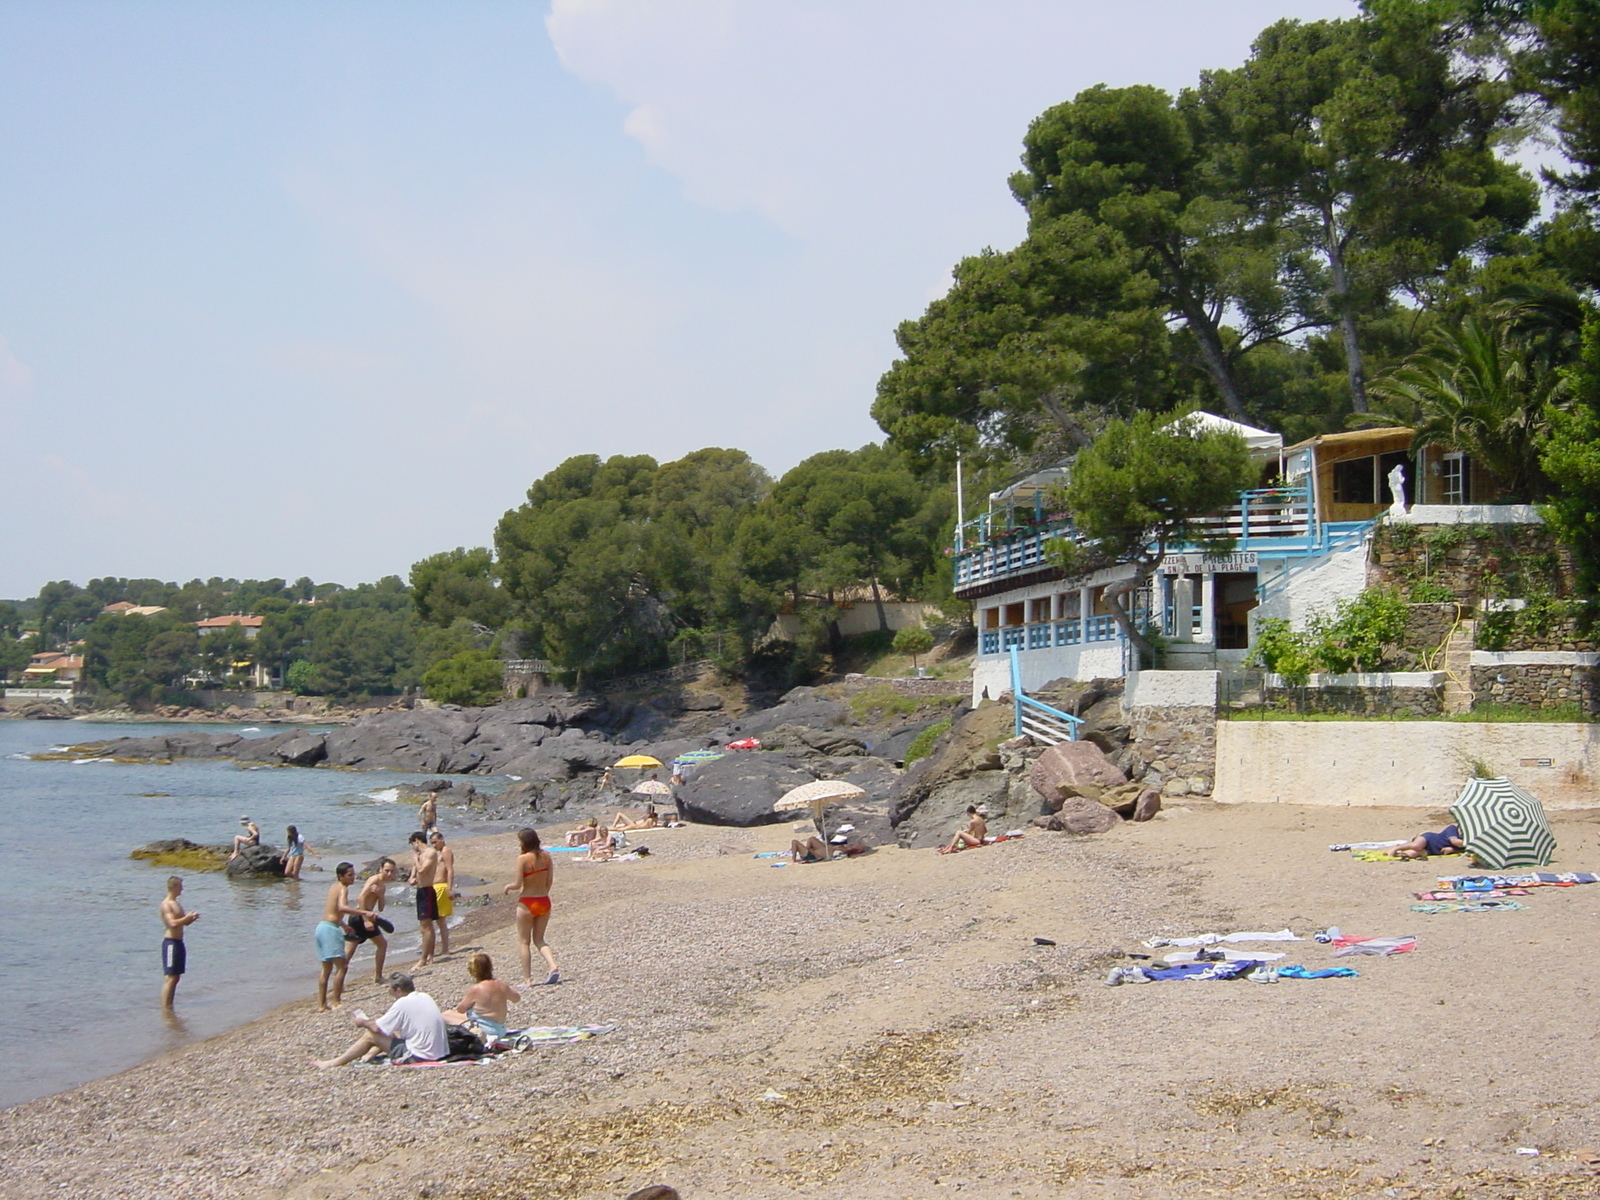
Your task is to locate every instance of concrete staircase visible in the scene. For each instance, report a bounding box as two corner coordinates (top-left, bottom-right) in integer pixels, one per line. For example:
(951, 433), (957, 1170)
(1442, 619), (1476, 715)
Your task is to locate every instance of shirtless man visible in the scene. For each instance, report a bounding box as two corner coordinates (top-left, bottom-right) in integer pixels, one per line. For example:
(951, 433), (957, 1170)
(418, 793), (439, 836)
(942, 805), (988, 854)
(160, 876), (199, 1008)
(408, 831), (444, 968)
(429, 830), (456, 957)
(344, 858), (397, 982)
(316, 862), (377, 1011)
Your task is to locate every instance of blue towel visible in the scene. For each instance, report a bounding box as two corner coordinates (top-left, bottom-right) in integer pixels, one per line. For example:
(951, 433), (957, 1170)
(1278, 965), (1359, 979)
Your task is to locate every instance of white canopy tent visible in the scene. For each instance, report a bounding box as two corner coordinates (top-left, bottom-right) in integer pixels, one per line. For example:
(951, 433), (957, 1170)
(1176, 411), (1284, 462)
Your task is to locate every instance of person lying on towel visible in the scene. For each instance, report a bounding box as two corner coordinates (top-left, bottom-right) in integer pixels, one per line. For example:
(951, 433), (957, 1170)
(1390, 824), (1465, 859)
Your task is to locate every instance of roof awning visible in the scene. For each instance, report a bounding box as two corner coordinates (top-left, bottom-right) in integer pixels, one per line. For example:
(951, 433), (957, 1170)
(1176, 411), (1284, 459)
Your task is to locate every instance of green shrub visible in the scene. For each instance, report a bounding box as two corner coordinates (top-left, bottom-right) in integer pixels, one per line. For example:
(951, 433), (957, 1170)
(902, 719), (951, 768)
(421, 649), (504, 706)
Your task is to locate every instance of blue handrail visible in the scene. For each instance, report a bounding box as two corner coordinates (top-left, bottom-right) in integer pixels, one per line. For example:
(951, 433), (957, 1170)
(1009, 646), (1084, 742)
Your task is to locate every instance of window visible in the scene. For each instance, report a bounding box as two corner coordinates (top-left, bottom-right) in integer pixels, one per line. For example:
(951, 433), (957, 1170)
(1332, 456), (1376, 504)
(1441, 452), (1467, 504)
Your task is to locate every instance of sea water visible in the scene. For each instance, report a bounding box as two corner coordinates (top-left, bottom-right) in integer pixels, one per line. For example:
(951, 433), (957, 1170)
(0, 720), (505, 1109)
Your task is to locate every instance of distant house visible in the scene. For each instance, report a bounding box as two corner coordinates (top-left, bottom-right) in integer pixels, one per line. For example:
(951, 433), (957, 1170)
(103, 602), (168, 617)
(192, 615), (275, 689)
(21, 652), (84, 684)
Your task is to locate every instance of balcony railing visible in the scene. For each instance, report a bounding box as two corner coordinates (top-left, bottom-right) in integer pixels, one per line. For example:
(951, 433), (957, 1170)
(979, 615), (1121, 656)
(954, 485), (1316, 593)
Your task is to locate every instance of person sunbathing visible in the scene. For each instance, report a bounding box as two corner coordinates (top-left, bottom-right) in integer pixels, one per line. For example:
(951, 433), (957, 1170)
(442, 953), (522, 1045)
(565, 818), (603, 847)
(791, 835), (829, 863)
(584, 830), (622, 861)
(611, 805), (660, 831)
(1391, 824), (1466, 859)
(940, 805), (987, 854)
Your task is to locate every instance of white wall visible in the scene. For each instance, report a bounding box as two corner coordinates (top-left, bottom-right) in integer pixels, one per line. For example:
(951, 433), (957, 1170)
(1251, 532), (1372, 633)
(1215, 720), (1600, 809)
(1391, 504), (1542, 525)
(1125, 670), (1217, 709)
(971, 642), (1126, 704)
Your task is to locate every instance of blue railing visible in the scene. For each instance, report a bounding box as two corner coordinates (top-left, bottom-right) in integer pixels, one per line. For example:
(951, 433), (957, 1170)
(1010, 646), (1085, 744)
(980, 616), (1122, 656)
(955, 485), (1320, 593)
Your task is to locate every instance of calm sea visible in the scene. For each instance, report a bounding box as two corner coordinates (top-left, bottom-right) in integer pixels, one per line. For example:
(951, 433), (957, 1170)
(0, 720), (507, 1109)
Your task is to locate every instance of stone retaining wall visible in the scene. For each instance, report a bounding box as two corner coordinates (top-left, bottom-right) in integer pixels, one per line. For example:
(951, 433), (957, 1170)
(838, 675), (971, 697)
(1471, 663), (1598, 712)
(1263, 683), (1444, 718)
(1124, 705), (1216, 797)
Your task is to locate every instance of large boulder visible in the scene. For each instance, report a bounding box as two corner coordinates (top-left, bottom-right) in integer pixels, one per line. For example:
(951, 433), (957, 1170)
(895, 771), (1012, 849)
(274, 732), (327, 767)
(869, 718), (948, 766)
(886, 703), (1011, 828)
(727, 687), (849, 739)
(1032, 795), (1123, 836)
(678, 753), (817, 826)
(225, 843), (286, 878)
(1030, 741), (1129, 809)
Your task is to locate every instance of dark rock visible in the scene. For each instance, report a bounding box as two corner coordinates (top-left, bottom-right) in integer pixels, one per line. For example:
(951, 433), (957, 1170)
(895, 771), (1011, 850)
(274, 732), (326, 767)
(728, 688), (849, 739)
(676, 690), (724, 711)
(418, 779), (454, 792)
(1132, 788), (1162, 822)
(225, 843), (286, 878)
(870, 718), (948, 766)
(885, 703), (1012, 828)
(678, 753), (817, 826)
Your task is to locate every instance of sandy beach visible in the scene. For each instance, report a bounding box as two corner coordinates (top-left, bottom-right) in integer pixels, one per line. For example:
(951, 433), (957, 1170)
(7, 801), (1600, 1200)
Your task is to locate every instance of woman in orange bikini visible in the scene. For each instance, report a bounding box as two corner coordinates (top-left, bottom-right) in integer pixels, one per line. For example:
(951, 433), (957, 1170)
(503, 827), (559, 988)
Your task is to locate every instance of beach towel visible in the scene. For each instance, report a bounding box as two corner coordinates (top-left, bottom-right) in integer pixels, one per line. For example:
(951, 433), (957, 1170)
(1143, 929), (1302, 948)
(1352, 849), (1403, 862)
(1438, 872), (1599, 888)
(1141, 960), (1265, 982)
(1329, 841), (1406, 851)
(509, 1024), (617, 1046)
(1278, 965), (1359, 979)
(1410, 899), (1526, 914)
(1414, 888), (1527, 901)
(1163, 949), (1288, 964)
(1331, 935), (1417, 956)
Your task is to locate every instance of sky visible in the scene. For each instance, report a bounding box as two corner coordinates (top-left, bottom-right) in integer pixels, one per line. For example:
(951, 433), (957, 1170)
(0, 0), (1360, 598)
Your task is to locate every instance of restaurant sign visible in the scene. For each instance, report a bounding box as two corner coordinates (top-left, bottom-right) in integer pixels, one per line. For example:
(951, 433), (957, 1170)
(1159, 551), (1259, 574)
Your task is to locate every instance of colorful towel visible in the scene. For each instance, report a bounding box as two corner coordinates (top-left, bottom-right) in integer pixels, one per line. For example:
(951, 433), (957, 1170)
(509, 1024), (617, 1045)
(1414, 888), (1528, 901)
(1331, 935), (1417, 956)
(1278, 965), (1359, 979)
(1329, 841), (1406, 852)
(1410, 900), (1526, 914)
(1352, 849), (1403, 862)
(1144, 930), (1302, 948)
(1439, 872), (1599, 888)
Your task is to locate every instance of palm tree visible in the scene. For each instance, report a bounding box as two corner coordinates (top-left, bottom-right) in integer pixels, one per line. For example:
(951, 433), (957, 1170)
(1370, 315), (1556, 502)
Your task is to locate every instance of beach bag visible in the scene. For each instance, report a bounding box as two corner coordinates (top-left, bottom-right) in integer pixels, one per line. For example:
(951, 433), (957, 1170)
(446, 1024), (486, 1057)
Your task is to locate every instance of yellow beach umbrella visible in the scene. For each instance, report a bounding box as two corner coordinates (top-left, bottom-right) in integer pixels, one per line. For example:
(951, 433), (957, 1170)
(613, 754), (664, 769)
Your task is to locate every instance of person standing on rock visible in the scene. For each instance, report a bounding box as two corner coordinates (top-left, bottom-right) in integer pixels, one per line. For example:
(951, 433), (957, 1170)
(316, 862), (377, 1011)
(344, 858), (397, 982)
(503, 827), (559, 988)
(429, 830), (456, 957)
(408, 831), (444, 969)
(160, 876), (199, 1009)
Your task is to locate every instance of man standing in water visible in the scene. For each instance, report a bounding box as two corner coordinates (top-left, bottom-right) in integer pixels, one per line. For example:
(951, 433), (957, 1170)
(343, 858), (397, 983)
(317, 862), (377, 1011)
(407, 831), (444, 968)
(160, 876), (199, 1009)
(429, 829), (456, 958)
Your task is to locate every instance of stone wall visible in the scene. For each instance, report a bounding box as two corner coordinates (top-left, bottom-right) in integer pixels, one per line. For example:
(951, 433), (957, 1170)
(1124, 706), (1216, 797)
(838, 675), (971, 697)
(1263, 682), (1444, 717)
(1368, 520), (1573, 601)
(1390, 603), (1463, 670)
(1471, 663), (1598, 712)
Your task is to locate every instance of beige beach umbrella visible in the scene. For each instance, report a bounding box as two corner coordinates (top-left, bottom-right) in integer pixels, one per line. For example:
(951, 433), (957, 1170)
(631, 779), (672, 795)
(774, 779), (867, 843)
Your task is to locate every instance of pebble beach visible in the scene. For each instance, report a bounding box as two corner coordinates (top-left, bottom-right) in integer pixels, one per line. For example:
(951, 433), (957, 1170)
(6, 801), (1600, 1200)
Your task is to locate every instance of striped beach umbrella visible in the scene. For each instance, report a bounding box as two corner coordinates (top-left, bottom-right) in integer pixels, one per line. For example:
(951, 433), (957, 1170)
(673, 749), (724, 764)
(1450, 777), (1556, 869)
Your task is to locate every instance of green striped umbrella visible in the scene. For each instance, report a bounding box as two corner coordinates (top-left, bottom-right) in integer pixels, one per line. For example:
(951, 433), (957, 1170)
(1450, 777), (1556, 869)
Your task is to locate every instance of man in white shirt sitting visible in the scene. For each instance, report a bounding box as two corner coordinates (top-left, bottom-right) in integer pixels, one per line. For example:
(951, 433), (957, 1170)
(313, 972), (449, 1068)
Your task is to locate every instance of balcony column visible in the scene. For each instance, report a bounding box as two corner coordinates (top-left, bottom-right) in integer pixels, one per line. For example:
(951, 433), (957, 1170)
(1079, 584), (1093, 639)
(1171, 577), (1193, 643)
(1199, 573), (1216, 646)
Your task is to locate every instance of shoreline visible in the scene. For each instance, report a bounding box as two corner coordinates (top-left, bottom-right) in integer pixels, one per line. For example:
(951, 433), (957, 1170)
(8, 803), (1600, 1200)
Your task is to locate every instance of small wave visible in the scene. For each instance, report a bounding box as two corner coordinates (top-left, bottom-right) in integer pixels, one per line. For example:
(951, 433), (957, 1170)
(70, 757), (115, 765)
(506, 775), (522, 781)
(365, 787), (401, 803)
(239, 727), (261, 734)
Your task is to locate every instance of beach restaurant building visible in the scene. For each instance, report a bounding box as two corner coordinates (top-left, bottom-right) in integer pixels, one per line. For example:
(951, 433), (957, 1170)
(958, 416), (1475, 704)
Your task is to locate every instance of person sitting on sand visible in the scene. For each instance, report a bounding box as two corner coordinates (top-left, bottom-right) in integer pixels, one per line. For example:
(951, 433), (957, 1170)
(442, 953), (522, 1045)
(313, 972), (448, 1068)
(940, 805), (987, 855)
(230, 816), (260, 860)
(791, 835), (830, 863)
(584, 829), (620, 861)
(611, 804), (660, 831)
(1391, 824), (1466, 859)
(565, 817), (603, 847)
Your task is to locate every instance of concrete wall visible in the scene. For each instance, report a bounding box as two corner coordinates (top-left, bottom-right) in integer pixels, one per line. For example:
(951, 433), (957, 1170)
(1125, 669), (1218, 708)
(771, 601), (938, 641)
(971, 642), (1125, 705)
(1215, 720), (1600, 809)
(1252, 532), (1371, 633)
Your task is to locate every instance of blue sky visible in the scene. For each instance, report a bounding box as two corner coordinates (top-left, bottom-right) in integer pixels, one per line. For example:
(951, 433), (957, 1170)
(0, 0), (1358, 597)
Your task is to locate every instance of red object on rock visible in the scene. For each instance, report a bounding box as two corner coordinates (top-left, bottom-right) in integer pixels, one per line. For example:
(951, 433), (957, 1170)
(725, 737), (761, 751)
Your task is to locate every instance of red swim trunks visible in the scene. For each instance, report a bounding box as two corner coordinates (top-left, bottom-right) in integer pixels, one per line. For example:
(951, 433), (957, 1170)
(519, 896), (551, 917)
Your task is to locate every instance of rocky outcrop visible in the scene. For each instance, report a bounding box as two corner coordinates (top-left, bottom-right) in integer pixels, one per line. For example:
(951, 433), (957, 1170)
(678, 753), (818, 826)
(225, 843), (286, 878)
(1032, 796), (1122, 836)
(1029, 741), (1129, 809)
(130, 839), (230, 870)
